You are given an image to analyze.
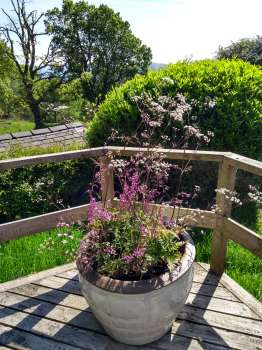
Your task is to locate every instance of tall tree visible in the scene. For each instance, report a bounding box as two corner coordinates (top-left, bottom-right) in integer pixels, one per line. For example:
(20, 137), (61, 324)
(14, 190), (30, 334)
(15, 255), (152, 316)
(0, 40), (14, 117)
(217, 36), (262, 66)
(0, 0), (61, 128)
(46, 0), (152, 104)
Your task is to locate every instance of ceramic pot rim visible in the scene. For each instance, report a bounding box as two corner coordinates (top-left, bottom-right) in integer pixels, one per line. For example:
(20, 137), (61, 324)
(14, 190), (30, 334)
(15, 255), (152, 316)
(77, 231), (195, 294)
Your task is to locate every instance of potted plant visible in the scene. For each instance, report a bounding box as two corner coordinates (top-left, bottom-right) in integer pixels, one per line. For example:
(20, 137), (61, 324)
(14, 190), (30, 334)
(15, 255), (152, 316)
(76, 92), (213, 345)
(77, 198), (196, 345)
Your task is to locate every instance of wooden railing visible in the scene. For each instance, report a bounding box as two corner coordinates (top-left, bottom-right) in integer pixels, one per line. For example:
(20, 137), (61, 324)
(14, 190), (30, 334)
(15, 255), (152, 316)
(0, 146), (261, 276)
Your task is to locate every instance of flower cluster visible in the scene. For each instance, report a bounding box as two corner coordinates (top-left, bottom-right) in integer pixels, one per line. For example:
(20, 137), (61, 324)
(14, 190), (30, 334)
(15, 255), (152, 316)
(215, 188), (242, 205)
(77, 203), (185, 280)
(122, 92), (215, 149)
(39, 221), (85, 262)
(88, 198), (112, 223)
(248, 185), (262, 205)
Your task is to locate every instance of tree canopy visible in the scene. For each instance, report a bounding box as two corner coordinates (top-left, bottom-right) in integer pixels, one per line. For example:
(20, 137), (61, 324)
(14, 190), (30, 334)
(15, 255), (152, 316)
(217, 36), (262, 66)
(0, 40), (26, 118)
(46, 0), (152, 104)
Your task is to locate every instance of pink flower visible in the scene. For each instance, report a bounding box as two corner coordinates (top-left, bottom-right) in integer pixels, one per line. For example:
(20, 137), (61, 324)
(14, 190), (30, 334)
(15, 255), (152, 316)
(119, 172), (140, 210)
(132, 247), (145, 258)
(103, 246), (116, 256)
(88, 229), (100, 241)
(140, 224), (148, 236)
(88, 198), (112, 223)
(122, 255), (134, 263)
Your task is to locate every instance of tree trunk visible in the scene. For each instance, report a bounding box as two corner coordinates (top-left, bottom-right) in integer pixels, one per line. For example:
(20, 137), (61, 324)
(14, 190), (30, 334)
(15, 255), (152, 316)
(30, 100), (43, 129)
(26, 90), (43, 129)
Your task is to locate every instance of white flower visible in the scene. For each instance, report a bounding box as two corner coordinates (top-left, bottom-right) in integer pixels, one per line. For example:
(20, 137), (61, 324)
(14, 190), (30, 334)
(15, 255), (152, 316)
(161, 77), (174, 85)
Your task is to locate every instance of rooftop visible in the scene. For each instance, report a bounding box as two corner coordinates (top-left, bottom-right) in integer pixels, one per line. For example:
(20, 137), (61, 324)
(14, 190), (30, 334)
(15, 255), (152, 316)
(0, 122), (85, 152)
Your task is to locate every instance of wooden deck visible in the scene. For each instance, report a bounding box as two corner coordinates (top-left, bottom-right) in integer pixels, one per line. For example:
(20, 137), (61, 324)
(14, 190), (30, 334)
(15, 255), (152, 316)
(0, 263), (261, 350)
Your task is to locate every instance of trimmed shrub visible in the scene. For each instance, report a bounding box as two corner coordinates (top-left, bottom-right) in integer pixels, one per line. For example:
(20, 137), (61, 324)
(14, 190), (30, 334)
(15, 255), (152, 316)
(87, 59), (262, 159)
(0, 144), (94, 224)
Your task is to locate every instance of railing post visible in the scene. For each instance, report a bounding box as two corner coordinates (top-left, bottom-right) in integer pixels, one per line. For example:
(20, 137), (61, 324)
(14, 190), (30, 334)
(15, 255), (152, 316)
(210, 159), (237, 275)
(99, 156), (114, 204)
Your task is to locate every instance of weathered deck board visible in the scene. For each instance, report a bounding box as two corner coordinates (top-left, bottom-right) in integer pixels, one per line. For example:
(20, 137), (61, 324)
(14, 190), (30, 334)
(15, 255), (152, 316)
(0, 324), (84, 350)
(32, 274), (259, 320)
(0, 263), (261, 350)
(1, 290), (261, 338)
(4, 283), (88, 311)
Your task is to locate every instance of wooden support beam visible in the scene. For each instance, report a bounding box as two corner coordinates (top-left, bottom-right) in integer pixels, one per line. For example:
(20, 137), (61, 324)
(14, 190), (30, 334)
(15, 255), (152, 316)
(0, 204), (90, 243)
(106, 146), (225, 162)
(210, 160), (237, 276)
(224, 218), (262, 258)
(224, 153), (262, 177)
(99, 156), (114, 203)
(112, 200), (216, 229)
(0, 147), (105, 170)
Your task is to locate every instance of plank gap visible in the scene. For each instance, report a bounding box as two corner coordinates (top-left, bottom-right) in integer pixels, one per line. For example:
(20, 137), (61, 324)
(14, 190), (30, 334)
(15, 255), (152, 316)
(189, 291), (242, 303)
(186, 304), (262, 322)
(176, 316), (262, 340)
(6, 290), (88, 313)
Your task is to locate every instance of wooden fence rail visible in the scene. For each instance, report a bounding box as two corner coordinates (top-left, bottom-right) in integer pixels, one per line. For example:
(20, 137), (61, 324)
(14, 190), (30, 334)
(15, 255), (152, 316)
(0, 146), (261, 276)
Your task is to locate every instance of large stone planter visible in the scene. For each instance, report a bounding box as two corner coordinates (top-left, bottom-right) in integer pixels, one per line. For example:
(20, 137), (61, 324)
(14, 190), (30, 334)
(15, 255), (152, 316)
(77, 232), (195, 345)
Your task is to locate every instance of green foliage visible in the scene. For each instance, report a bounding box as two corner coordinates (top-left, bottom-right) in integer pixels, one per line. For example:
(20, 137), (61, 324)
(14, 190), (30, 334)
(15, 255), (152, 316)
(0, 40), (15, 90)
(46, 0), (152, 104)
(0, 40), (28, 118)
(87, 60), (262, 159)
(55, 73), (94, 121)
(0, 0), (67, 128)
(147, 229), (183, 269)
(217, 36), (262, 66)
(0, 143), (94, 224)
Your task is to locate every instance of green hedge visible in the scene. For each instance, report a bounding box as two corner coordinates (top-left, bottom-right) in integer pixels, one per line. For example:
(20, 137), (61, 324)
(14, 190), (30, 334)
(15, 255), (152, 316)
(87, 59), (262, 159)
(0, 144), (94, 224)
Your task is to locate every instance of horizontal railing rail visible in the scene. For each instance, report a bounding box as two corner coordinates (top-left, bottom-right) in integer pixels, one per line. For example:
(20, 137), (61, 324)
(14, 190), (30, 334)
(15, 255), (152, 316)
(0, 146), (261, 275)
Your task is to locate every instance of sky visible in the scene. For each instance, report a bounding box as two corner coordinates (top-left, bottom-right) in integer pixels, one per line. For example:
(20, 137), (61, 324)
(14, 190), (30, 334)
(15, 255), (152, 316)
(0, 0), (261, 63)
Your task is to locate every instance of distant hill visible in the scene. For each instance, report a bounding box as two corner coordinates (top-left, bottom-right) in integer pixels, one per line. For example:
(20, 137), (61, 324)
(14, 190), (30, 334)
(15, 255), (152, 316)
(149, 62), (167, 70)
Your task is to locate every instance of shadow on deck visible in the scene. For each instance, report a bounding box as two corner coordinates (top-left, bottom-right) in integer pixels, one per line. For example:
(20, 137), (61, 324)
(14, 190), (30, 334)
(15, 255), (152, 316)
(0, 262), (261, 350)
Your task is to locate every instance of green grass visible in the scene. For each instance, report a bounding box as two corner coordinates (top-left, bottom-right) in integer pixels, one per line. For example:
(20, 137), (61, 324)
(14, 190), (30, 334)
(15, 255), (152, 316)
(0, 118), (35, 134)
(0, 141), (85, 160)
(0, 225), (85, 283)
(194, 206), (262, 301)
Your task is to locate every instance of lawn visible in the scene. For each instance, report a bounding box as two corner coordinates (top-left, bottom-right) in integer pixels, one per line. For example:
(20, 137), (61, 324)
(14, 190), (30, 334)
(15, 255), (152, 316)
(0, 225), (85, 283)
(1, 206), (261, 301)
(0, 118), (35, 134)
